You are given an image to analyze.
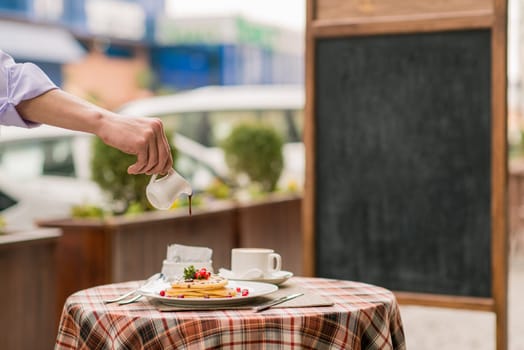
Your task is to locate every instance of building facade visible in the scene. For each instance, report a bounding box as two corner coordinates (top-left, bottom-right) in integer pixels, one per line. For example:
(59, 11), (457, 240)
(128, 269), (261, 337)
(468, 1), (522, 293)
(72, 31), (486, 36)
(1, 0), (304, 105)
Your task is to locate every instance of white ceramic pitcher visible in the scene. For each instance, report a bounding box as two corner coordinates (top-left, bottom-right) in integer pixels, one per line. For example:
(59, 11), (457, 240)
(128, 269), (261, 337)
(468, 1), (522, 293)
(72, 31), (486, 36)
(146, 168), (192, 210)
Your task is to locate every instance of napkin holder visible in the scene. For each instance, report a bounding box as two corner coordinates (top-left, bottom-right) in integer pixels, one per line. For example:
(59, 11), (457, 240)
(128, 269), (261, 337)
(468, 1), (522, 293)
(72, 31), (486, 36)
(161, 244), (213, 280)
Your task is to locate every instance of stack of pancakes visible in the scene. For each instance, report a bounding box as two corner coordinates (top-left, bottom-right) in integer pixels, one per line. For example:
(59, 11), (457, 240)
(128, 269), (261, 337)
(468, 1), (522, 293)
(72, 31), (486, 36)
(165, 275), (237, 298)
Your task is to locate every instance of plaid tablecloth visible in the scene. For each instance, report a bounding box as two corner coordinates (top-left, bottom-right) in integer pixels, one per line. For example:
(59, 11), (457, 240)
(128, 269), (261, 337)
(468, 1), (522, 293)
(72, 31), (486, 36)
(55, 277), (406, 350)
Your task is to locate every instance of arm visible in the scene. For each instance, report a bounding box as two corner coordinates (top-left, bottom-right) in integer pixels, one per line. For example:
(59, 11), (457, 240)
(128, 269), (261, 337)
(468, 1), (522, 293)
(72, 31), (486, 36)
(1, 50), (172, 175)
(15, 89), (173, 175)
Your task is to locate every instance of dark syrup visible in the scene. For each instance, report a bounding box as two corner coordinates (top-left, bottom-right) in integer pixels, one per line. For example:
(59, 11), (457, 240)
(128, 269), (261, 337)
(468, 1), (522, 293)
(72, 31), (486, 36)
(188, 194), (192, 216)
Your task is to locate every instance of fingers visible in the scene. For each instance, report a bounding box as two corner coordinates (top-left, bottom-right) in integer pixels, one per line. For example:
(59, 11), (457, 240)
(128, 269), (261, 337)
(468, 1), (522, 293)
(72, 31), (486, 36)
(127, 118), (173, 175)
(144, 133), (160, 175)
(143, 119), (171, 175)
(157, 123), (173, 174)
(127, 145), (149, 174)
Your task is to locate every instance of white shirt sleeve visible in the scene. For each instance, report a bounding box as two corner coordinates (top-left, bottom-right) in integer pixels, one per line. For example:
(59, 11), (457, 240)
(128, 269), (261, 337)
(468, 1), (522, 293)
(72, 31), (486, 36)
(0, 50), (58, 127)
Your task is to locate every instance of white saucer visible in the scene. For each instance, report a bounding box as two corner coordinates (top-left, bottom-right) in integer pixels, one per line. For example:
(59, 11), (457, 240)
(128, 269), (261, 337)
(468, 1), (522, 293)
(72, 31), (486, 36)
(218, 268), (293, 285)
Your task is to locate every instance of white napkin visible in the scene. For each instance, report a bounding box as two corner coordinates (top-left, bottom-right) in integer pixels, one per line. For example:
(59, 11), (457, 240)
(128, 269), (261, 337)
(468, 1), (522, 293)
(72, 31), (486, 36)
(166, 244), (213, 262)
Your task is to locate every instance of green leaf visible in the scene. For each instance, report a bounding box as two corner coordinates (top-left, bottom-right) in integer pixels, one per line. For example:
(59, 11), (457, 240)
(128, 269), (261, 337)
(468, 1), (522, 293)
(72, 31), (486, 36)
(183, 265), (196, 280)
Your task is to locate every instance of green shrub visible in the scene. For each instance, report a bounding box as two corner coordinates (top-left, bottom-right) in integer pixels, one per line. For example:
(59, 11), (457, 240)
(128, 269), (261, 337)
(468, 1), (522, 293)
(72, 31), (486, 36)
(70, 204), (106, 219)
(221, 122), (284, 192)
(205, 179), (232, 199)
(90, 133), (177, 214)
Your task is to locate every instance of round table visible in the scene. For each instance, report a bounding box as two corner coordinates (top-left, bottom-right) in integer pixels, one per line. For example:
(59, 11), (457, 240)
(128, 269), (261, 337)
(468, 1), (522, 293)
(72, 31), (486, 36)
(55, 277), (406, 349)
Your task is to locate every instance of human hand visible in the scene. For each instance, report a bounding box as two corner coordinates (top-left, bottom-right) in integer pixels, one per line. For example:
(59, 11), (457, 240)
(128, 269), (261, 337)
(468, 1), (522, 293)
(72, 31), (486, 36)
(98, 114), (173, 175)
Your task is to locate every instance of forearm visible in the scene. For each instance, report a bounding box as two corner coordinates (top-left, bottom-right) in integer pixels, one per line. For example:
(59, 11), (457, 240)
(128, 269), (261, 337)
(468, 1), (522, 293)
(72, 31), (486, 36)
(15, 89), (107, 136)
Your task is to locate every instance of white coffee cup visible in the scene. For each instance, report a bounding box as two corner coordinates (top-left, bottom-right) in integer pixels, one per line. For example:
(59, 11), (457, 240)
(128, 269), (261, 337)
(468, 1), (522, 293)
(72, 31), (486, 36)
(231, 248), (282, 277)
(146, 168), (192, 210)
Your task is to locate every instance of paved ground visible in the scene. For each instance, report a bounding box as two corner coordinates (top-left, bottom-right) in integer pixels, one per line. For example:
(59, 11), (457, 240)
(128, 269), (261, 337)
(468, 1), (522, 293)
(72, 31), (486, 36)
(400, 255), (524, 350)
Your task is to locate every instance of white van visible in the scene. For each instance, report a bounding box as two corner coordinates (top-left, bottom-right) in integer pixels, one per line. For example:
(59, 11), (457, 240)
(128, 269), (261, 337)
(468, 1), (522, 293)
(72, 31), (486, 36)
(0, 125), (104, 231)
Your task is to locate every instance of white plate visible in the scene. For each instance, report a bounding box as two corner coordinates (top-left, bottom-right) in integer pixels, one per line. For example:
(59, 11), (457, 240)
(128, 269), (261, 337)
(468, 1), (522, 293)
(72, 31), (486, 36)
(139, 280), (278, 307)
(218, 269), (294, 285)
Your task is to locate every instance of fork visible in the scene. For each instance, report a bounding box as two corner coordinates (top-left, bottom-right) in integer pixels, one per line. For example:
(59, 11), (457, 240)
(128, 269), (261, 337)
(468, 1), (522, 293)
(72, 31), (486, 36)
(117, 294), (143, 305)
(103, 273), (163, 304)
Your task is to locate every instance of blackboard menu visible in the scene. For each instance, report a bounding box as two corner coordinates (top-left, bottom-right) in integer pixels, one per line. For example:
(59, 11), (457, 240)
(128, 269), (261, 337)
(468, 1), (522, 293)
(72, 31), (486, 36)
(314, 30), (492, 297)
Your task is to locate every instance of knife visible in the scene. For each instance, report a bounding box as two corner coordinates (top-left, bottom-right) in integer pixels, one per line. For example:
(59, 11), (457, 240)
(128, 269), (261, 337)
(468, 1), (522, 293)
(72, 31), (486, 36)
(253, 293), (304, 312)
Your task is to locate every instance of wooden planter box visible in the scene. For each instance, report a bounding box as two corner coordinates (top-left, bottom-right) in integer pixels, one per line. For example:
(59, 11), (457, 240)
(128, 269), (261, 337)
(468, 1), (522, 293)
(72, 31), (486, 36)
(509, 160), (524, 256)
(0, 229), (60, 349)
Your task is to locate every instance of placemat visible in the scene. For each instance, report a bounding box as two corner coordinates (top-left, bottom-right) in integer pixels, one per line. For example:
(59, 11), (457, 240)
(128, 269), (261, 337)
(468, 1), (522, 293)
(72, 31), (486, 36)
(153, 280), (334, 311)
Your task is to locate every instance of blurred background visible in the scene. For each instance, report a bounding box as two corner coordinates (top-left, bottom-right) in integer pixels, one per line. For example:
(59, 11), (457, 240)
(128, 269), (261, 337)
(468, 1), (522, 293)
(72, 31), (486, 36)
(0, 0), (306, 231)
(0, 0), (304, 108)
(2, 0), (524, 233)
(1, 0), (524, 349)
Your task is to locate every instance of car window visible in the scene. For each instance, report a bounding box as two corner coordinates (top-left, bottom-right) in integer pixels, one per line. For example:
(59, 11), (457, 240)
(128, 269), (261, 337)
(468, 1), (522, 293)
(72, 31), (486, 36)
(0, 137), (76, 179)
(157, 109), (303, 148)
(0, 189), (17, 211)
(168, 112), (214, 147)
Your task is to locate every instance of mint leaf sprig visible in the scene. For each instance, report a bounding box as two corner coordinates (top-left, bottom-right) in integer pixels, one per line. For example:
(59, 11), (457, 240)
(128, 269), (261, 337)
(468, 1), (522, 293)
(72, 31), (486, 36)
(183, 265), (211, 280)
(183, 265), (197, 280)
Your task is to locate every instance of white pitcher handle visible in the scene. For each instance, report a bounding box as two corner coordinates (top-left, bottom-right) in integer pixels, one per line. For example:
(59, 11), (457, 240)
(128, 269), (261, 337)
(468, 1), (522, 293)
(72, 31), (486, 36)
(149, 168), (175, 184)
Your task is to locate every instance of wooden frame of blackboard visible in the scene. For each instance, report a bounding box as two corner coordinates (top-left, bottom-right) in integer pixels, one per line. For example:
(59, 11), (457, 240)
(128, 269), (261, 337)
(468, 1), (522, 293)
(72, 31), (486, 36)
(303, 1), (508, 349)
